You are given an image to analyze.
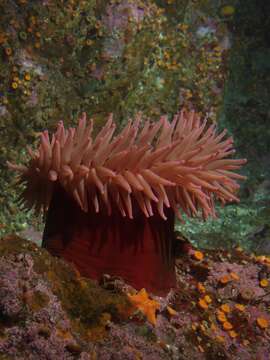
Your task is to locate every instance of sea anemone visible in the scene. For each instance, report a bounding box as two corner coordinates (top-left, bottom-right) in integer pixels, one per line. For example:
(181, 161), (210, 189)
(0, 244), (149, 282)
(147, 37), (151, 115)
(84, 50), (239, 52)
(8, 110), (246, 295)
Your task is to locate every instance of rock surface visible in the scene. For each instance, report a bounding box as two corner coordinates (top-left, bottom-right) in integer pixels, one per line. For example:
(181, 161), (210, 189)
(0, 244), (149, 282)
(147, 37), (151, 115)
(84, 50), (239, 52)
(0, 235), (270, 359)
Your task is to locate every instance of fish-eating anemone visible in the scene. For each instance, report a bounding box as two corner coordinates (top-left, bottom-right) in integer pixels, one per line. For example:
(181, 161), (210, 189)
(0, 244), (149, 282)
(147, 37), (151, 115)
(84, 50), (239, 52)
(8, 110), (246, 296)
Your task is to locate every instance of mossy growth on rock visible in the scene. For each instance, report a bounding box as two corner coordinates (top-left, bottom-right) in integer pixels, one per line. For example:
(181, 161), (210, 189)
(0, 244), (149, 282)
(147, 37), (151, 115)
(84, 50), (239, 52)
(1, 234), (270, 359)
(0, 235), (132, 333)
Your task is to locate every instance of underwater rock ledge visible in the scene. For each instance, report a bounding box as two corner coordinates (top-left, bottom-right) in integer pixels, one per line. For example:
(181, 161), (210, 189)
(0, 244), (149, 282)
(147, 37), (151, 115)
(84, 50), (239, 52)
(0, 234), (270, 360)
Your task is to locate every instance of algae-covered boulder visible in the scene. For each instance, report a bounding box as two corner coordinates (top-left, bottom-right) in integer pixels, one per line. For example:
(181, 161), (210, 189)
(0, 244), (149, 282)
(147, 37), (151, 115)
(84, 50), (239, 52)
(1, 235), (270, 359)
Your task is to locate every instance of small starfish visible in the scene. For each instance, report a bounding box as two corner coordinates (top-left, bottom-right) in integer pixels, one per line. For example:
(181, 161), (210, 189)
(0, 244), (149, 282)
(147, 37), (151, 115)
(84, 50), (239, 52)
(128, 288), (160, 325)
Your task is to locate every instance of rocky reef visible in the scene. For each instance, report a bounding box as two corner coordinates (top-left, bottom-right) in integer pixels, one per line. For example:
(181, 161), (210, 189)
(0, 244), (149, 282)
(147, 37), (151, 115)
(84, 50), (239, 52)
(0, 234), (270, 359)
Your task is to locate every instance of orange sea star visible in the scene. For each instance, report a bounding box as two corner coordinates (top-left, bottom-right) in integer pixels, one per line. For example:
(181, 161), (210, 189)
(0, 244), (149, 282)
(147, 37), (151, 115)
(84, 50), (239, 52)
(128, 288), (161, 325)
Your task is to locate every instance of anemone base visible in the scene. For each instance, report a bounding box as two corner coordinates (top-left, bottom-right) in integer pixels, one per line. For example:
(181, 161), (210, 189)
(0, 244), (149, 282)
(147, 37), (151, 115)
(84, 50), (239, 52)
(42, 185), (176, 296)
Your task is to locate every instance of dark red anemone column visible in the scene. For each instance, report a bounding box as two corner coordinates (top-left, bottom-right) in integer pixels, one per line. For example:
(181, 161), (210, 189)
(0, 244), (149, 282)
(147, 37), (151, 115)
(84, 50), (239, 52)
(42, 185), (176, 296)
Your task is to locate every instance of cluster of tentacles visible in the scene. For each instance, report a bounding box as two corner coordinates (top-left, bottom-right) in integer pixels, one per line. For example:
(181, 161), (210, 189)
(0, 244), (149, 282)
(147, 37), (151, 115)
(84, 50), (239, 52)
(8, 110), (246, 221)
